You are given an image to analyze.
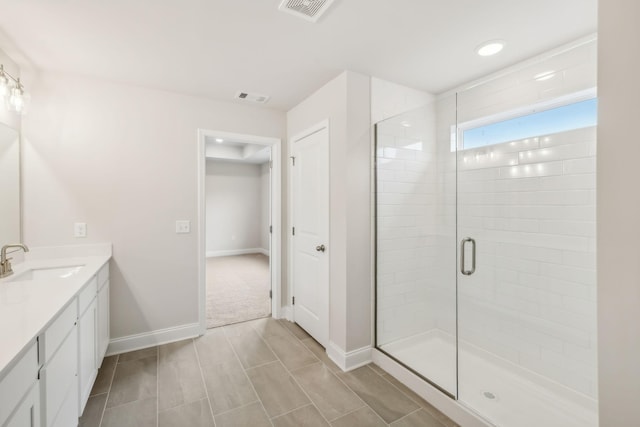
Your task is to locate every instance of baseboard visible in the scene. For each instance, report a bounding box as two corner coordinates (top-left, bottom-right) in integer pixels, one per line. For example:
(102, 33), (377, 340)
(280, 305), (293, 321)
(206, 248), (269, 258)
(372, 349), (492, 427)
(327, 342), (372, 372)
(106, 323), (201, 356)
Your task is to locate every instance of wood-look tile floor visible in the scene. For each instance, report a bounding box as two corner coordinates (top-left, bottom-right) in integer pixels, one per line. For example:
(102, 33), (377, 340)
(80, 318), (459, 427)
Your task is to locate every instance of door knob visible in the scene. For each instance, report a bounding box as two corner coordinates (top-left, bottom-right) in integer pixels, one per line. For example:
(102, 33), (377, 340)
(316, 244), (326, 252)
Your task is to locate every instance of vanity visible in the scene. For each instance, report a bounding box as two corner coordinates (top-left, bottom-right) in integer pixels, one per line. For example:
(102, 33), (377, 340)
(0, 66), (111, 426)
(0, 244), (111, 427)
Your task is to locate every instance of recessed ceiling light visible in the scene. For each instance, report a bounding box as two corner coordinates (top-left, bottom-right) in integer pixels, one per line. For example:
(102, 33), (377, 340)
(476, 40), (505, 57)
(215, 138), (224, 143)
(400, 121), (411, 128)
(534, 70), (556, 81)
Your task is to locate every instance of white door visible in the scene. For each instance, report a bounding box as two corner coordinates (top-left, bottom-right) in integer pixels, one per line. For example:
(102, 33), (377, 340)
(291, 123), (329, 347)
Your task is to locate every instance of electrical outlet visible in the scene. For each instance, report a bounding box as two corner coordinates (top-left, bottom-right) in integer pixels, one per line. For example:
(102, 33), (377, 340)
(175, 220), (191, 234)
(74, 222), (87, 238)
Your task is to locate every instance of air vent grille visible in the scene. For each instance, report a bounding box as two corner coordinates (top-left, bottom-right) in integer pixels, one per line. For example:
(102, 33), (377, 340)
(235, 91), (270, 104)
(278, 0), (336, 23)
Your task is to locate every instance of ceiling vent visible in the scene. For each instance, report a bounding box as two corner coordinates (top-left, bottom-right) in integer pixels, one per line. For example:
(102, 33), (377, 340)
(235, 91), (270, 104)
(278, 0), (336, 23)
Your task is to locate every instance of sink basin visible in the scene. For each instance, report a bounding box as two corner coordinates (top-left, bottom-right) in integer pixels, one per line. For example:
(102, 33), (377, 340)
(8, 265), (85, 282)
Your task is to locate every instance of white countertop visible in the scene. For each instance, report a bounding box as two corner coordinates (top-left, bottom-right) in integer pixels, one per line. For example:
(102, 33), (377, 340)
(0, 244), (111, 377)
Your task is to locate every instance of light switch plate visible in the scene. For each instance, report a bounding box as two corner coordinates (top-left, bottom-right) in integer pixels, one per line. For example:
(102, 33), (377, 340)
(175, 220), (191, 234)
(74, 222), (87, 238)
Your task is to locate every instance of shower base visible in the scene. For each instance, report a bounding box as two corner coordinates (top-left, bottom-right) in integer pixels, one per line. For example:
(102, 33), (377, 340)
(380, 330), (597, 427)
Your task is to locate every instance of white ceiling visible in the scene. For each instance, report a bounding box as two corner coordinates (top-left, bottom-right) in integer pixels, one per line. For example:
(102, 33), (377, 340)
(0, 0), (597, 110)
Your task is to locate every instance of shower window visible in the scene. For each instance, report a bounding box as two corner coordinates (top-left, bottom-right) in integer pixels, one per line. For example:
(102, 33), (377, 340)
(457, 92), (598, 150)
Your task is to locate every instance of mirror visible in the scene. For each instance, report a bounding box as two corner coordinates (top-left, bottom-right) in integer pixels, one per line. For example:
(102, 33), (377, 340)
(0, 122), (20, 244)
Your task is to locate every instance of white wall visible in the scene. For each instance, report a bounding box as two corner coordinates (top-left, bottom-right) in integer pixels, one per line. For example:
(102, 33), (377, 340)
(598, 0), (640, 423)
(371, 77), (435, 123)
(22, 71), (286, 341)
(287, 70), (372, 354)
(205, 160), (266, 256)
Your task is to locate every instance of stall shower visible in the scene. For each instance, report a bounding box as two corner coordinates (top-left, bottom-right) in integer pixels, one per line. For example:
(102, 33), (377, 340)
(375, 38), (598, 427)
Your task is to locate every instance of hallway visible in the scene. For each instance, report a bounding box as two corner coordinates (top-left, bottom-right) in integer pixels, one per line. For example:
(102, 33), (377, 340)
(79, 318), (458, 427)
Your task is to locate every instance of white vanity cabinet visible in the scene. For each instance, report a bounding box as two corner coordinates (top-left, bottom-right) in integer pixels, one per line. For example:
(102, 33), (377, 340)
(0, 342), (40, 427)
(78, 262), (109, 415)
(0, 251), (111, 427)
(40, 261), (111, 426)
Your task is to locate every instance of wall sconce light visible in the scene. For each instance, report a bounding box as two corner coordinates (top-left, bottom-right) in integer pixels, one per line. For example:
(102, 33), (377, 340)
(0, 64), (29, 114)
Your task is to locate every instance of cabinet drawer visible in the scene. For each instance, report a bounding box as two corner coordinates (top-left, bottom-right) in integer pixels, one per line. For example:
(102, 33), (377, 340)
(97, 262), (109, 289)
(44, 301), (77, 362)
(0, 342), (38, 426)
(78, 276), (97, 315)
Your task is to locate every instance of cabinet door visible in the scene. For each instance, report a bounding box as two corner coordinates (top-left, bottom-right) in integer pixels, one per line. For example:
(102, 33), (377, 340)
(5, 383), (40, 427)
(78, 299), (97, 414)
(97, 281), (110, 362)
(51, 380), (78, 427)
(0, 342), (38, 426)
(43, 325), (78, 427)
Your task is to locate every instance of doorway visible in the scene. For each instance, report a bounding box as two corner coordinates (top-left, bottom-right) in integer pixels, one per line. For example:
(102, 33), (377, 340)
(197, 130), (282, 331)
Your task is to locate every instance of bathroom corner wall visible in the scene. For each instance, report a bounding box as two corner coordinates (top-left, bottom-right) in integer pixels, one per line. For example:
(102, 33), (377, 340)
(21, 71), (286, 342)
(287, 70), (372, 355)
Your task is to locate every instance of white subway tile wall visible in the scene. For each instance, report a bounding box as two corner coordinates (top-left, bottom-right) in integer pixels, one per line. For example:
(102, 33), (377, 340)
(456, 126), (597, 397)
(376, 104), (449, 345)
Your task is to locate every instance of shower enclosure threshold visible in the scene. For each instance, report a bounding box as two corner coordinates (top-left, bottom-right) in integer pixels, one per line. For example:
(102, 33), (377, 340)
(380, 330), (597, 427)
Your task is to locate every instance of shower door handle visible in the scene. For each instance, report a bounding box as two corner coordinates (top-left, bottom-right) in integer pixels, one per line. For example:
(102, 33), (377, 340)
(460, 237), (476, 276)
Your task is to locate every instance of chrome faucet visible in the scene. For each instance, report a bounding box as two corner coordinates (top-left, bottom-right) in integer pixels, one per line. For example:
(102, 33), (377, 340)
(0, 243), (29, 278)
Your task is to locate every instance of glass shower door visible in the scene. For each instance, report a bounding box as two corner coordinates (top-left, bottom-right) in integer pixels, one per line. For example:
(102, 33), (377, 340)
(455, 41), (599, 427)
(375, 99), (458, 396)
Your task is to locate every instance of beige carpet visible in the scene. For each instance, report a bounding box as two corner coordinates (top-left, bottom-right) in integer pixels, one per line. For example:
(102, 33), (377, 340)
(206, 253), (271, 328)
